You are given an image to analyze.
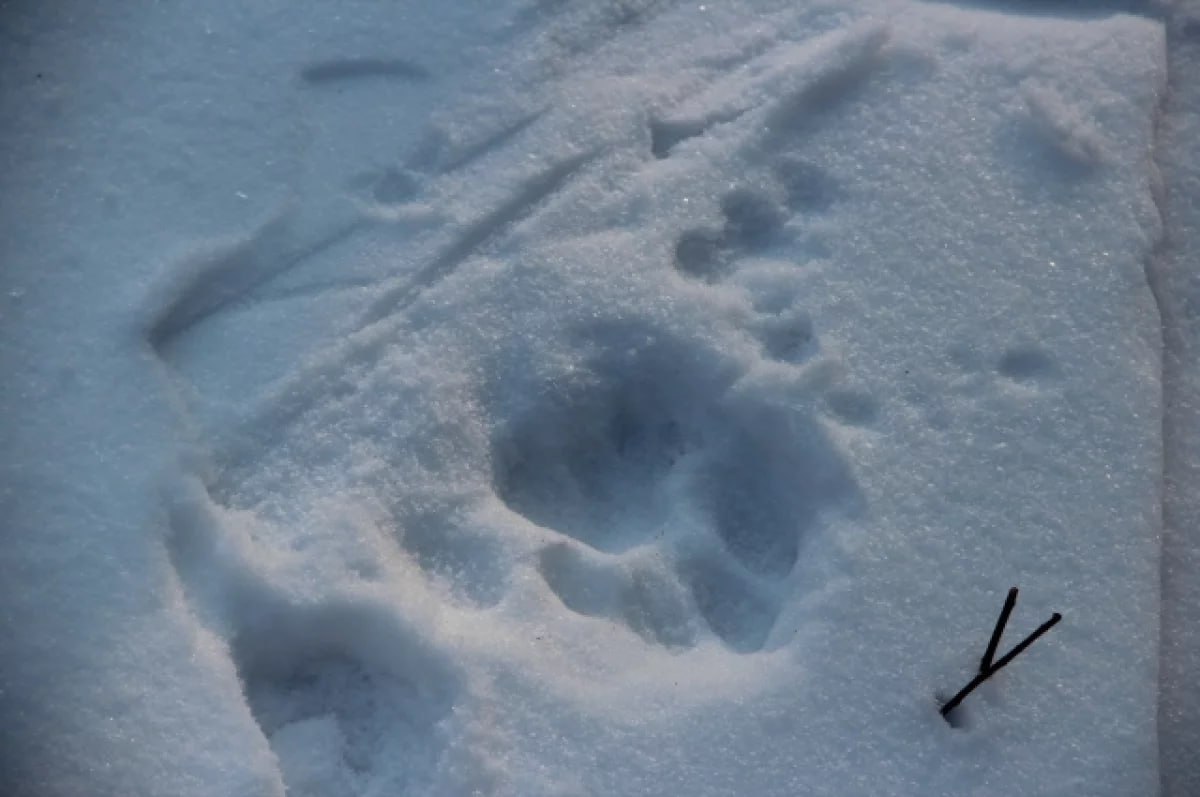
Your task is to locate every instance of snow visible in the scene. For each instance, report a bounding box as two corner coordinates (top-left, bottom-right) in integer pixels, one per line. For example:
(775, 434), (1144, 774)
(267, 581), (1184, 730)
(0, 1), (1187, 795)
(1152, 5), (1200, 796)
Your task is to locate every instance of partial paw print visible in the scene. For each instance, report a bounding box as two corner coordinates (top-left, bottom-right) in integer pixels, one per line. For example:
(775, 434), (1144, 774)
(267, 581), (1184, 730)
(949, 341), (1062, 394)
(491, 331), (858, 653)
(772, 154), (842, 215)
(537, 543), (698, 648)
(996, 345), (1060, 387)
(234, 601), (461, 797)
(920, 340), (1063, 431)
(165, 488), (465, 797)
(348, 166), (419, 208)
(673, 187), (787, 283)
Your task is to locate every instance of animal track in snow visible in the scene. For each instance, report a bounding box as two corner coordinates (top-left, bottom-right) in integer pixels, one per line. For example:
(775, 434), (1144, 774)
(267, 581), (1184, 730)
(537, 542), (697, 648)
(674, 227), (729, 282)
(720, 188), (787, 249)
(237, 623), (456, 797)
(997, 345), (1060, 387)
(671, 186), (788, 282)
(754, 309), (818, 365)
(824, 388), (880, 427)
(494, 342), (696, 556)
(680, 554), (779, 654)
(365, 167), (419, 206)
(493, 330), (858, 652)
(773, 156), (841, 213)
(672, 176), (837, 368)
(165, 488), (464, 797)
(150, 23), (883, 778)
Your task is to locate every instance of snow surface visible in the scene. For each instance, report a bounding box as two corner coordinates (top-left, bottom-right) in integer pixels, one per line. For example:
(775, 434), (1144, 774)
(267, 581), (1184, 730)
(0, 1), (1187, 795)
(1153, 4), (1200, 796)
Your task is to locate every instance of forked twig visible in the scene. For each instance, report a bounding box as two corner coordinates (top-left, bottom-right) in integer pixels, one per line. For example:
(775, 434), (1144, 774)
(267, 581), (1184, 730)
(980, 587), (1018, 673)
(940, 586), (1062, 720)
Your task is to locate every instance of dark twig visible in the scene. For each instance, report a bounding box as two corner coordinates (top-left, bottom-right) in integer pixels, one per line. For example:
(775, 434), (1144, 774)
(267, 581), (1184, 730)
(939, 668), (990, 719)
(988, 612), (1062, 674)
(980, 587), (1019, 673)
(940, 602), (1062, 719)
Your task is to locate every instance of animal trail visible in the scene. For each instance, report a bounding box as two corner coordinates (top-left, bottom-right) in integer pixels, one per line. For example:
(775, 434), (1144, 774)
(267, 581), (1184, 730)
(922, 0), (1148, 18)
(538, 543), (622, 619)
(620, 556), (697, 648)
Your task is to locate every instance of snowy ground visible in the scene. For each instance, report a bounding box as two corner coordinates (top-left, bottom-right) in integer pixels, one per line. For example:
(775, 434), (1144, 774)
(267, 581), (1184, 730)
(0, 1), (1194, 795)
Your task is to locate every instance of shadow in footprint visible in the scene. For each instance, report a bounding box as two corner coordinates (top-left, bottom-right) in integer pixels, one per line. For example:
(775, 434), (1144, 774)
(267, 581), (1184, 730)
(720, 188), (786, 250)
(231, 600), (460, 796)
(402, 512), (509, 608)
(492, 338), (705, 554)
(650, 118), (712, 159)
(825, 389), (879, 426)
(672, 187), (788, 283)
(620, 560), (697, 648)
(681, 555), (778, 654)
(773, 156), (840, 213)
(674, 227), (729, 283)
(370, 168), (419, 205)
(997, 346), (1058, 384)
(493, 324), (860, 654)
(702, 410), (856, 580)
(538, 542), (620, 618)
(755, 312), (817, 364)
(538, 543), (697, 648)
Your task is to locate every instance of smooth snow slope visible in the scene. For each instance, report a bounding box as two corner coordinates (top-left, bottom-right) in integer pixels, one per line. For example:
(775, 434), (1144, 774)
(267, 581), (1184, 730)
(0, 2), (1169, 796)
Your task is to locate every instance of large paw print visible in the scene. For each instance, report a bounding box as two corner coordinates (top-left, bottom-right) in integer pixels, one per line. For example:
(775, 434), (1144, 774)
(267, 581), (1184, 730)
(491, 331), (857, 653)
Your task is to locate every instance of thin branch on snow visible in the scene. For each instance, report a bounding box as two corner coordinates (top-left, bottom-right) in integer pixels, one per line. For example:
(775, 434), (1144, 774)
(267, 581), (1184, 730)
(941, 587), (1062, 721)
